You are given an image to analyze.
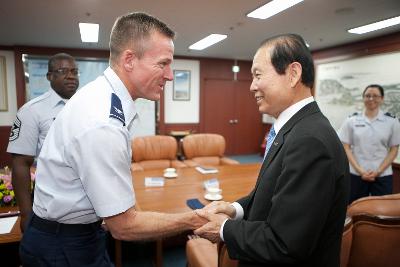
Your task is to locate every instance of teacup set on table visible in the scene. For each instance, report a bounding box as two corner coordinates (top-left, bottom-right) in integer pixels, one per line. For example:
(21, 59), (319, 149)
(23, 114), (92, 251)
(163, 168), (178, 178)
(204, 187), (223, 201)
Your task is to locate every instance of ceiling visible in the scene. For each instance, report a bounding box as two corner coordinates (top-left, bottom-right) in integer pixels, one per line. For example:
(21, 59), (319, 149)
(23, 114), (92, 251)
(1, 0), (399, 60)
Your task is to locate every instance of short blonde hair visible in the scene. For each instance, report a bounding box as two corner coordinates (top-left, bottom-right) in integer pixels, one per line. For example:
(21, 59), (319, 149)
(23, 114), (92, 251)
(109, 12), (175, 65)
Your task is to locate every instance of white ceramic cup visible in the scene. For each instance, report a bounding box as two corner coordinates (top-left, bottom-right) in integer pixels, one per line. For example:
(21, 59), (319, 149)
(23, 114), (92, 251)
(164, 168), (176, 175)
(206, 187), (222, 197)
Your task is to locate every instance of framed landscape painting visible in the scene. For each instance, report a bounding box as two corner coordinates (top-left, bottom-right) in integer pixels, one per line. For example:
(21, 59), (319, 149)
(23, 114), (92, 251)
(173, 70), (191, 101)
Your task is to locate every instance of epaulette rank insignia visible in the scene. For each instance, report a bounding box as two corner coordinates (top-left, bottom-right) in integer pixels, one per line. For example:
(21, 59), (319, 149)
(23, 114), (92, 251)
(350, 112), (359, 117)
(109, 93), (125, 126)
(384, 112), (395, 118)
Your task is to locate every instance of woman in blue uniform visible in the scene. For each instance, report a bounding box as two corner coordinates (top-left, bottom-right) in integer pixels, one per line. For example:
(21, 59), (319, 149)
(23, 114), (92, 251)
(339, 84), (400, 203)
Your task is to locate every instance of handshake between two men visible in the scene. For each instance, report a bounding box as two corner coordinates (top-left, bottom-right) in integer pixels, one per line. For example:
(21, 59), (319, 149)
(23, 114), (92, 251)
(192, 201), (236, 243)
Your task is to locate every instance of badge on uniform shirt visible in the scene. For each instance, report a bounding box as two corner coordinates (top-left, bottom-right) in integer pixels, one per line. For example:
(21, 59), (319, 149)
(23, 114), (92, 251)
(9, 116), (21, 141)
(109, 93), (125, 126)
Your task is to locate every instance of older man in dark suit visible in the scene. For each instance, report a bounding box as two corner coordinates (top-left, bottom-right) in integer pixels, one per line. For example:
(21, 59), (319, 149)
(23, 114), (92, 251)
(195, 34), (350, 267)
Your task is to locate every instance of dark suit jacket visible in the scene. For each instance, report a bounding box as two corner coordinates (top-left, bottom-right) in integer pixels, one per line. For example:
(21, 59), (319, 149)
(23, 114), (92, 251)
(224, 102), (350, 267)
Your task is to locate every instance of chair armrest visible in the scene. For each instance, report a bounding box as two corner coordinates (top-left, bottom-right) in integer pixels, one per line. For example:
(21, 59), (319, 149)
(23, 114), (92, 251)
(183, 159), (200, 167)
(217, 241), (238, 267)
(220, 157), (240, 165)
(171, 160), (188, 168)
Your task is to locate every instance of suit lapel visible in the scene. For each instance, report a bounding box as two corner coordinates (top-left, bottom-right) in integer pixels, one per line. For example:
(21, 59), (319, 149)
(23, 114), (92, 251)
(253, 102), (321, 192)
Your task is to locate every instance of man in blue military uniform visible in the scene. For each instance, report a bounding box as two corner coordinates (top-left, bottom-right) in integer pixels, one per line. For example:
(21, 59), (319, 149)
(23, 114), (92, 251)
(7, 53), (79, 232)
(19, 13), (205, 267)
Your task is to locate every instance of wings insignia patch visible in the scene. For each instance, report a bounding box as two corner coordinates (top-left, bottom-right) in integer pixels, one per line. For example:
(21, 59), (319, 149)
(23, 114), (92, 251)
(9, 116), (21, 141)
(109, 93), (125, 126)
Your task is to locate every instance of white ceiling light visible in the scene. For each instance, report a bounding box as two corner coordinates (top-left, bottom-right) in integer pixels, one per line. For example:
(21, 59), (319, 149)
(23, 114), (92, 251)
(247, 0), (304, 20)
(348, 15), (400, 34)
(189, 34), (227, 50)
(79, 23), (99, 42)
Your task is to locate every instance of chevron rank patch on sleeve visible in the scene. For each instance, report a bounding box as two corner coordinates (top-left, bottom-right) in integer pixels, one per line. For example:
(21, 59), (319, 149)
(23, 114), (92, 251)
(9, 116), (22, 141)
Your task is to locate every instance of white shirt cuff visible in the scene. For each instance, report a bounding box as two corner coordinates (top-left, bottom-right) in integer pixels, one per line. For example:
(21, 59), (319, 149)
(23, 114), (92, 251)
(219, 202), (244, 241)
(231, 202), (244, 220)
(220, 218), (228, 241)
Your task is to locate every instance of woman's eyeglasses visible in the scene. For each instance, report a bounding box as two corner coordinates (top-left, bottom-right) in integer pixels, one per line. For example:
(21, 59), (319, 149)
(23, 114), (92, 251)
(363, 94), (382, 100)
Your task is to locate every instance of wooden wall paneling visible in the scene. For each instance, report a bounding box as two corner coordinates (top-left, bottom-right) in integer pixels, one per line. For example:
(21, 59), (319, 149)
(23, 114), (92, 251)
(199, 58), (266, 155)
(312, 32), (400, 62)
(234, 80), (264, 154)
(203, 79), (236, 154)
(0, 126), (12, 167)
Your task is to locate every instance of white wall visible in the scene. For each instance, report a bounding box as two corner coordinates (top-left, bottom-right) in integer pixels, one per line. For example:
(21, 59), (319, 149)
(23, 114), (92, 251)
(130, 98), (155, 137)
(164, 59), (200, 123)
(0, 50), (17, 126)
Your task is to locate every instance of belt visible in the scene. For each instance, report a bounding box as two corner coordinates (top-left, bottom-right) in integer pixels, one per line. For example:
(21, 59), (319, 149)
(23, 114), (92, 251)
(30, 213), (102, 235)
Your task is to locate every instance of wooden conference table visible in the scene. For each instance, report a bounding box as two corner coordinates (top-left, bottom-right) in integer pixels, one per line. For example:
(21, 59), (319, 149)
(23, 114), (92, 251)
(0, 206), (21, 244)
(0, 163), (261, 267)
(131, 163), (261, 267)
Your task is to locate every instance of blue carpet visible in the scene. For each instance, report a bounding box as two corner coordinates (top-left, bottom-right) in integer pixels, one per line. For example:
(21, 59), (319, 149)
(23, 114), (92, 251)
(227, 153), (263, 164)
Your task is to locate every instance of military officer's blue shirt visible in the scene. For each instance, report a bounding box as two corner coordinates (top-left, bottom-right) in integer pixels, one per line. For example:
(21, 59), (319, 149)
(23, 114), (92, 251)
(338, 110), (400, 176)
(7, 88), (67, 157)
(33, 67), (137, 223)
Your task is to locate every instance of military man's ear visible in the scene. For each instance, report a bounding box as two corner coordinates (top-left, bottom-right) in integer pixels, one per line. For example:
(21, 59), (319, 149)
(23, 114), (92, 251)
(46, 72), (52, 82)
(122, 50), (135, 71)
(288, 62), (302, 88)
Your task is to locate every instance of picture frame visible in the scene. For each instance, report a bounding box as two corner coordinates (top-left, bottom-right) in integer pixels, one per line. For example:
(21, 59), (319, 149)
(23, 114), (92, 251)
(173, 70), (190, 101)
(0, 56), (8, 111)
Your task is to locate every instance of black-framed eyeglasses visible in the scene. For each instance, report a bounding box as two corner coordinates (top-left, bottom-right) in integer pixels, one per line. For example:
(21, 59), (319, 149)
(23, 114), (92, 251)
(363, 94), (382, 99)
(50, 68), (80, 76)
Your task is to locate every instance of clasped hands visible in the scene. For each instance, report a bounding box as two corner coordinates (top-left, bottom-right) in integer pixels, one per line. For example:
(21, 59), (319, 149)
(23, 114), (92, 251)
(192, 201), (236, 243)
(360, 169), (380, 182)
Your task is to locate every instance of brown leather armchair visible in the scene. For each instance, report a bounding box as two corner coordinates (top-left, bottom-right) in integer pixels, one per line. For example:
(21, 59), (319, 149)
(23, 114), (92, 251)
(341, 194), (400, 267)
(347, 214), (400, 267)
(186, 237), (238, 267)
(181, 134), (239, 167)
(340, 216), (353, 267)
(347, 193), (400, 217)
(186, 217), (352, 267)
(131, 135), (186, 171)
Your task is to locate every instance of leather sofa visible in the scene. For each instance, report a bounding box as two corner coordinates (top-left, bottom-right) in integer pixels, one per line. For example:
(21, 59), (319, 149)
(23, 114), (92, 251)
(131, 135), (186, 171)
(181, 134), (239, 167)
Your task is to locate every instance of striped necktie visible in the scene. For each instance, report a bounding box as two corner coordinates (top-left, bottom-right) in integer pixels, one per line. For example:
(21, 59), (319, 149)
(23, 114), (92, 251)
(264, 125), (276, 159)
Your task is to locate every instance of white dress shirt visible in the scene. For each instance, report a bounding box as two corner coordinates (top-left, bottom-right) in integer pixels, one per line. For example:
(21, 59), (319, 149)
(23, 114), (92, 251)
(33, 67), (137, 224)
(7, 88), (67, 157)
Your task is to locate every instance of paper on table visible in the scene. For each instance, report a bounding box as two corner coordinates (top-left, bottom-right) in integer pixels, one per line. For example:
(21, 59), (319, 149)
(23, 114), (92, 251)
(0, 216), (18, 234)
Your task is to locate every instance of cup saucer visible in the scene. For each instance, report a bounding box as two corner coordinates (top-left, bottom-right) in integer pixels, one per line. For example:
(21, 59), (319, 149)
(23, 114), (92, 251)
(204, 193), (223, 201)
(163, 172), (178, 178)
